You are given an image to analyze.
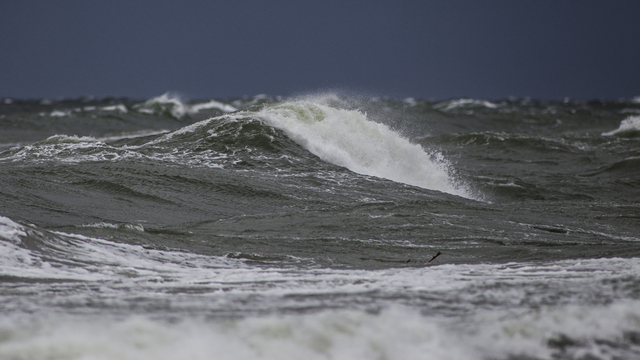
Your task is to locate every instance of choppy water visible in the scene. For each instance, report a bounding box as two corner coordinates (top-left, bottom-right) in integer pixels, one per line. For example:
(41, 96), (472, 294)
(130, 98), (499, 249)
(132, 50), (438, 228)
(1, 93), (640, 360)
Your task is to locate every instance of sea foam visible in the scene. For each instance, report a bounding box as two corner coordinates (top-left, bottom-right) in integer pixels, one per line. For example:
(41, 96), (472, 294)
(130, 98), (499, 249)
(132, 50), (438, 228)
(0, 215), (26, 244)
(2, 300), (639, 360)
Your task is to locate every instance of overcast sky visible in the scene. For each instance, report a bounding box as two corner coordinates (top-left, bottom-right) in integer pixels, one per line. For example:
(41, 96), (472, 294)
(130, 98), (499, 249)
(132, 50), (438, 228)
(2, 1), (639, 100)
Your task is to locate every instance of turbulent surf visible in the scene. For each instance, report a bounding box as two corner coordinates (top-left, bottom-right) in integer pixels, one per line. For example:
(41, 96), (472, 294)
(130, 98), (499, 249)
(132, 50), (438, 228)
(1, 93), (640, 360)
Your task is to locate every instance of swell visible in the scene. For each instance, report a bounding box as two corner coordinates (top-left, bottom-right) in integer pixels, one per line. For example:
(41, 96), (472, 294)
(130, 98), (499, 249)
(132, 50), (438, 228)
(582, 157), (640, 178)
(2, 97), (475, 199)
(3, 93), (639, 205)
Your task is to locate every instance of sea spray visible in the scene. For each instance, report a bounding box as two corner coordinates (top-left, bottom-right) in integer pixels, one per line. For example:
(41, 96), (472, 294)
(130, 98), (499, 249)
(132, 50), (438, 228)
(602, 115), (640, 137)
(254, 99), (472, 198)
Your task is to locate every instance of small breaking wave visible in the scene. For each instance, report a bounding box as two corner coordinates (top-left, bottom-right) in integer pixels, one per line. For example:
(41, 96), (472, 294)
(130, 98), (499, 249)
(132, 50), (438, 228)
(134, 93), (238, 119)
(434, 98), (499, 112)
(78, 222), (145, 232)
(602, 115), (640, 137)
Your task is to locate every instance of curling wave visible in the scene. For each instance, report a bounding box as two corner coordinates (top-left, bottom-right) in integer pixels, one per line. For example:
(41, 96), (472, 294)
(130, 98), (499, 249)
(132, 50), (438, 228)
(253, 98), (472, 198)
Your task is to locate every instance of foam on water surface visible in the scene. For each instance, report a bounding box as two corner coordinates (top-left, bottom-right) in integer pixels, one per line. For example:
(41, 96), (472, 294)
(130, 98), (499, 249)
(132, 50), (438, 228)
(1, 212), (640, 359)
(0, 216), (26, 244)
(1, 300), (638, 360)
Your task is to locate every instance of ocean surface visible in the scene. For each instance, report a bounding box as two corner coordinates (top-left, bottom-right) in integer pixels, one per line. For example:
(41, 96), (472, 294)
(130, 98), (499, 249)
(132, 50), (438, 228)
(1, 93), (640, 360)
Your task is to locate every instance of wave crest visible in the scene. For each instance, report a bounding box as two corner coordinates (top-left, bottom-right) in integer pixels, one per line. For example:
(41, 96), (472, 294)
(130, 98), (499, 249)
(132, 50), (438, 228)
(134, 93), (238, 119)
(254, 98), (472, 198)
(603, 115), (640, 137)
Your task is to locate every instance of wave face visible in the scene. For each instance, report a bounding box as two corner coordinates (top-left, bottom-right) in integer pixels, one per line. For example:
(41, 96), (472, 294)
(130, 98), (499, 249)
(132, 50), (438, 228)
(1, 93), (640, 360)
(254, 97), (470, 197)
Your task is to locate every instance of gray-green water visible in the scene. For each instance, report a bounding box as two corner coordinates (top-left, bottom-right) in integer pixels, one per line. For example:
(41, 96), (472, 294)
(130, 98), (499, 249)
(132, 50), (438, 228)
(1, 93), (639, 359)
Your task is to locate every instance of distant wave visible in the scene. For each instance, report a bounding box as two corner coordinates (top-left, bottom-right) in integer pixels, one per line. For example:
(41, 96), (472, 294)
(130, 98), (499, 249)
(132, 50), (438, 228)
(603, 115), (640, 137)
(134, 93), (238, 118)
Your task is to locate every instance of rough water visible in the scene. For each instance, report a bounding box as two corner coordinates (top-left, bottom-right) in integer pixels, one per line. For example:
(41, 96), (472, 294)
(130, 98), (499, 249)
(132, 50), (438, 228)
(1, 93), (640, 360)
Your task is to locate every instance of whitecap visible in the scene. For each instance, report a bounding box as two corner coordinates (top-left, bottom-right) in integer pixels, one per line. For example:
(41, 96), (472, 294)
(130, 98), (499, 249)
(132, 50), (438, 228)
(79, 222), (145, 232)
(254, 98), (473, 198)
(191, 100), (237, 113)
(134, 93), (190, 119)
(135, 94), (238, 118)
(0, 216), (26, 244)
(602, 115), (640, 136)
(100, 104), (128, 113)
(434, 98), (498, 111)
(49, 110), (71, 117)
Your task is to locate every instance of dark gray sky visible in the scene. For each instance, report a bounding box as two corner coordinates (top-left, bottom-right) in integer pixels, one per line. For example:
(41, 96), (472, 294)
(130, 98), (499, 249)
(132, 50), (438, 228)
(2, 1), (639, 100)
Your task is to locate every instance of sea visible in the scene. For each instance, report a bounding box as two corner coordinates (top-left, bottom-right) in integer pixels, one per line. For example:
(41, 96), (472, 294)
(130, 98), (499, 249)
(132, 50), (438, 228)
(1, 92), (639, 360)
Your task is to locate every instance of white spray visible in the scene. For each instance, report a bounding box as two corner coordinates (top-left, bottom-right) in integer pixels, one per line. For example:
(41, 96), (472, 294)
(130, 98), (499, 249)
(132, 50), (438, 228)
(254, 96), (471, 198)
